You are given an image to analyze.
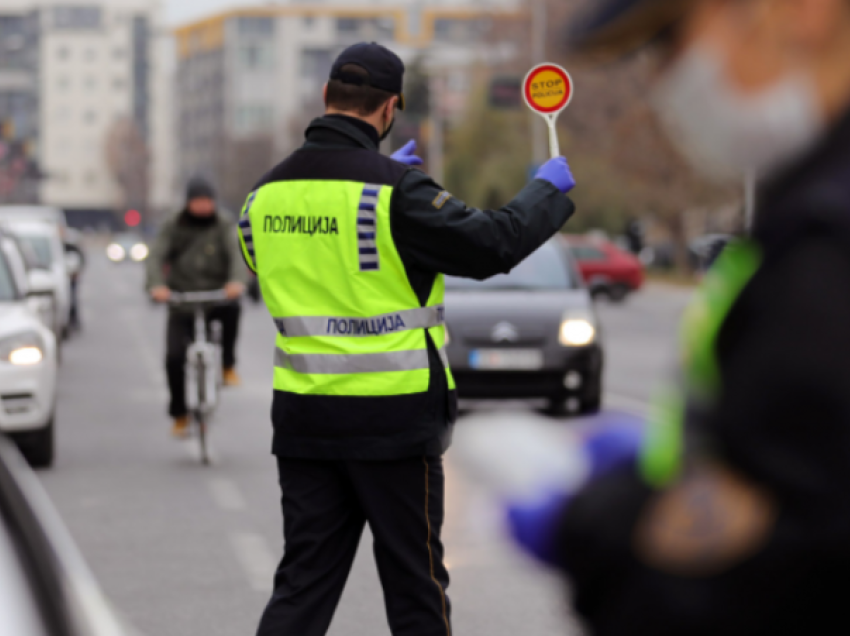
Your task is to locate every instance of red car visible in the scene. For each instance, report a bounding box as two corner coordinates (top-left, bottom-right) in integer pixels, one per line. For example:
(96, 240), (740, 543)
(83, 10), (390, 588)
(565, 235), (644, 302)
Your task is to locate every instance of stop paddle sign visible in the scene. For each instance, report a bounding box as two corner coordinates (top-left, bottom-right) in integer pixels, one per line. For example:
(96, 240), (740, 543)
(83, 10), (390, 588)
(523, 63), (574, 159)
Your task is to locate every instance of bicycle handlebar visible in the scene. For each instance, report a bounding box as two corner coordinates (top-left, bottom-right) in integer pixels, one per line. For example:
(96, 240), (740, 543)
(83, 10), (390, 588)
(168, 290), (233, 305)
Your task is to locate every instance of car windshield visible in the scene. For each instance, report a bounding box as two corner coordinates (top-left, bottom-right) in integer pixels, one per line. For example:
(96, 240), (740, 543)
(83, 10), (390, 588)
(446, 242), (573, 291)
(113, 233), (144, 247)
(0, 254), (17, 302)
(17, 235), (52, 269)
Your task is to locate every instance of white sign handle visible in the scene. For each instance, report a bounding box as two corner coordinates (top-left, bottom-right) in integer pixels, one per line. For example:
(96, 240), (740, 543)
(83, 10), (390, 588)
(545, 114), (560, 159)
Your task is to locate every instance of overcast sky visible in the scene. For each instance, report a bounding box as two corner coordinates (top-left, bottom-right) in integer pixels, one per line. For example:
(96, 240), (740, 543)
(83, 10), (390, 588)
(166, 0), (269, 26)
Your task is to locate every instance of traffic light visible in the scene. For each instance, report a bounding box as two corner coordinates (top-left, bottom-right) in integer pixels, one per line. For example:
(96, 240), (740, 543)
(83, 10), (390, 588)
(489, 76), (522, 109)
(124, 209), (141, 228)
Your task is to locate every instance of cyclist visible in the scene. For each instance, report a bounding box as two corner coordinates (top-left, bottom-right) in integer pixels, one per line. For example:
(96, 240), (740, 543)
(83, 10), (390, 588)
(147, 177), (247, 438)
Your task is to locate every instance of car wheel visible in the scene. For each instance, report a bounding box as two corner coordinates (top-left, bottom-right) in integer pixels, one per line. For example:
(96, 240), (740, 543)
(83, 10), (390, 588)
(18, 418), (55, 469)
(608, 284), (630, 303)
(543, 397), (575, 417)
(579, 394), (602, 415)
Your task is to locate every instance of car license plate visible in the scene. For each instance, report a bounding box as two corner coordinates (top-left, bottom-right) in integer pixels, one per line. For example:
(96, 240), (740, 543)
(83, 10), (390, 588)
(468, 349), (544, 371)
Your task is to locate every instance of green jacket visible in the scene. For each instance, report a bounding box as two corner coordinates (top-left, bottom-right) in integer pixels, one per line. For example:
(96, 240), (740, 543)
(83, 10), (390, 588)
(146, 210), (248, 294)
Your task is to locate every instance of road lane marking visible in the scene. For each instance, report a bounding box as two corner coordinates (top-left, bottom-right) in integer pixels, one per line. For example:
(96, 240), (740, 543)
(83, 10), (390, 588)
(209, 478), (246, 511)
(230, 532), (276, 593)
(120, 309), (166, 389)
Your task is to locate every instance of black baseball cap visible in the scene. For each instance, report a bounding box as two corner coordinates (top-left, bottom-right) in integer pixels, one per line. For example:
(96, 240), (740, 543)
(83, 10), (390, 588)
(330, 42), (406, 110)
(568, 0), (696, 58)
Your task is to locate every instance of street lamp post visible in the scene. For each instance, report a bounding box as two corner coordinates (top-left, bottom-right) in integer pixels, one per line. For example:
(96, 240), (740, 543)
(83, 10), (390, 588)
(530, 0), (548, 166)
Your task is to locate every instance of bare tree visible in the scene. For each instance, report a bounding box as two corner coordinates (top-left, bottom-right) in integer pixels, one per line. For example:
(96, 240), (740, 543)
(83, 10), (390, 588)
(105, 117), (150, 222)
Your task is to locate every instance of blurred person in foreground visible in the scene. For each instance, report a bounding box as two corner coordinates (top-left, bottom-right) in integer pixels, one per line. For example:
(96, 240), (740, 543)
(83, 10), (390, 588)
(238, 41), (577, 636)
(503, 1), (850, 635)
(147, 178), (247, 438)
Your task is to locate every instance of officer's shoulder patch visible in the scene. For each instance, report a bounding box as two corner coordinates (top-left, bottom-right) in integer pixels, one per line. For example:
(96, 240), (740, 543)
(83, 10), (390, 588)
(633, 460), (776, 577)
(432, 191), (452, 210)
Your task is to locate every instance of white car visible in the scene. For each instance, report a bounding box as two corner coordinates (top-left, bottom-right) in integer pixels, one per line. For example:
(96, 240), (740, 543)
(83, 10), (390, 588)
(0, 232), (58, 467)
(2, 219), (71, 339)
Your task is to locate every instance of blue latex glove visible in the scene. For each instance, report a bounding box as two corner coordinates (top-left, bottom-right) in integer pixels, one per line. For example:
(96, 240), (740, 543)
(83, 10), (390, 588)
(507, 489), (572, 567)
(582, 416), (645, 479)
(507, 415), (645, 568)
(390, 140), (423, 166)
(534, 157), (576, 194)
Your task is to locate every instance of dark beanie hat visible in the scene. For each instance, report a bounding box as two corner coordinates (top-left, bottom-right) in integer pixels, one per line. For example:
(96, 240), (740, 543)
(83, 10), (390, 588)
(186, 177), (216, 202)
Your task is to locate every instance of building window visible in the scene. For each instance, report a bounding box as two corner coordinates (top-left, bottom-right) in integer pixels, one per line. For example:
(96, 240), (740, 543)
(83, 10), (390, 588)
(236, 16), (274, 36)
(57, 76), (70, 90)
(84, 48), (96, 62)
(113, 77), (126, 90)
(433, 19), (489, 43)
(239, 42), (274, 70)
(84, 76), (97, 90)
(336, 17), (395, 41)
(303, 16), (315, 29)
(235, 105), (273, 134)
(113, 47), (126, 60)
(83, 110), (97, 125)
(56, 46), (70, 60)
(300, 49), (333, 82)
(53, 6), (102, 30)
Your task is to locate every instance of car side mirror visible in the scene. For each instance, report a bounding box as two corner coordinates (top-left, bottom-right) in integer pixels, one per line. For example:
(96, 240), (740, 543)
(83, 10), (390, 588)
(27, 269), (53, 295)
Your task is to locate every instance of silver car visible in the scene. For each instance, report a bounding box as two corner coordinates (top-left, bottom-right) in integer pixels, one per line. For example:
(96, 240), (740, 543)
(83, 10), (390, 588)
(445, 239), (603, 415)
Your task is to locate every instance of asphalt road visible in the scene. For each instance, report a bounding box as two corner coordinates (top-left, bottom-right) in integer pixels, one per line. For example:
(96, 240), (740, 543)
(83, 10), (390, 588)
(36, 254), (690, 636)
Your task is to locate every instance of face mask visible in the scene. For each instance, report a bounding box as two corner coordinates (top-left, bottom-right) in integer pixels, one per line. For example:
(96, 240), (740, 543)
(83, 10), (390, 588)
(379, 106), (395, 142)
(652, 43), (825, 180)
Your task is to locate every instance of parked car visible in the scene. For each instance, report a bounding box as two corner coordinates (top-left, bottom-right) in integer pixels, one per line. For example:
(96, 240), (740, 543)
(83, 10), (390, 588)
(106, 233), (149, 264)
(566, 235), (644, 302)
(445, 239), (603, 415)
(0, 232), (58, 467)
(1, 219), (71, 338)
(0, 205), (68, 231)
(0, 434), (132, 635)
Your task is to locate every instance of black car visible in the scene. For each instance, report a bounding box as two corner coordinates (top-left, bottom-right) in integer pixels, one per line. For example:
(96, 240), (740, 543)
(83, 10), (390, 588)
(445, 239), (604, 415)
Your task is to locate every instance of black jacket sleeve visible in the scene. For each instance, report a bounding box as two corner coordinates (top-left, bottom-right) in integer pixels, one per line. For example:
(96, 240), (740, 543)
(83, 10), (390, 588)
(556, 234), (850, 635)
(390, 170), (575, 280)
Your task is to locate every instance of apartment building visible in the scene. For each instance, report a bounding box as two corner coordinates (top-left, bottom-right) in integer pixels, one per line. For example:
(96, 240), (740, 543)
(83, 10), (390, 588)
(0, 0), (174, 224)
(174, 0), (521, 213)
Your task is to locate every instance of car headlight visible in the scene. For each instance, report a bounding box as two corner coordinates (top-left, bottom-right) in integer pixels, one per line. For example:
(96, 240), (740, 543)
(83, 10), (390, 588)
(130, 243), (149, 261)
(0, 331), (46, 366)
(107, 243), (126, 262)
(559, 316), (596, 347)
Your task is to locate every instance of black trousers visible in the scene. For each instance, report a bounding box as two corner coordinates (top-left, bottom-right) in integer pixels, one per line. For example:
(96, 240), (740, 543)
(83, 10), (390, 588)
(165, 304), (240, 417)
(257, 456), (452, 636)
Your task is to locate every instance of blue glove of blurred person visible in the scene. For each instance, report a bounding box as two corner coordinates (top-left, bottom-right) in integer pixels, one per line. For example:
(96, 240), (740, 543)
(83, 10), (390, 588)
(535, 157), (576, 194)
(507, 414), (645, 568)
(390, 139), (423, 166)
(582, 415), (645, 479)
(507, 489), (572, 567)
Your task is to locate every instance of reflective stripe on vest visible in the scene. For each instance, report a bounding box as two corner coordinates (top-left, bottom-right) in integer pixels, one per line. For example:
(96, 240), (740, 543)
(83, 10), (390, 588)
(640, 240), (762, 488)
(275, 347), (435, 375)
(273, 305), (445, 338)
(238, 190), (258, 271)
(358, 184), (381, 272)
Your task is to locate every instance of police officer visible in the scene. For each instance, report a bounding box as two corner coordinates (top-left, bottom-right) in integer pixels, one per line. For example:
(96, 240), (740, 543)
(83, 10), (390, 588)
(510, 2), (850, 635)
(238, 42), (577, 636)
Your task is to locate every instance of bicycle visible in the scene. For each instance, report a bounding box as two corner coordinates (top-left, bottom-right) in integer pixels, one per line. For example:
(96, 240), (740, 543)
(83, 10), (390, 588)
(167, 289), (232, 465)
